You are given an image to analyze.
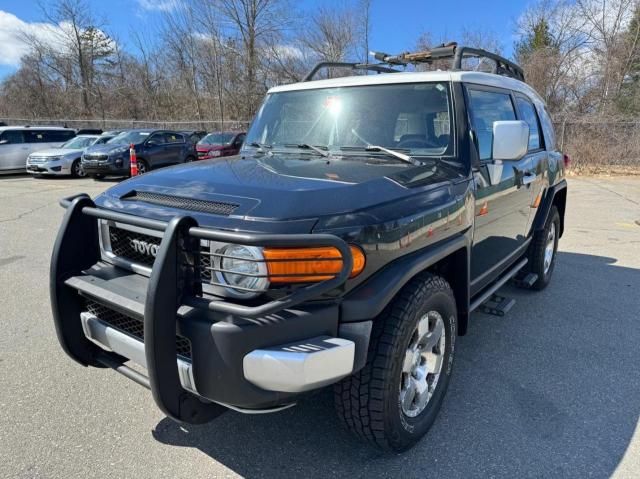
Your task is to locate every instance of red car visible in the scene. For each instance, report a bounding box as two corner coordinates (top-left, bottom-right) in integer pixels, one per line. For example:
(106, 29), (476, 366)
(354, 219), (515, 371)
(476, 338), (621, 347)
(196, 131), (246, 160)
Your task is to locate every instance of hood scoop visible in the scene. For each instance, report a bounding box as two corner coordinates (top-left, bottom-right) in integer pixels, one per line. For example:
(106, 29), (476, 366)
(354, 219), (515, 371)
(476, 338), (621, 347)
(122, 190), (239, 216)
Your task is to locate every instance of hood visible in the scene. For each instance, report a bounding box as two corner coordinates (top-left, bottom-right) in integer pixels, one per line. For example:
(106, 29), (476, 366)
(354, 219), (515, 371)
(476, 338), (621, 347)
(31, 148), (81, 157)
(95, 155), (456, 230)
(85, 143), (130, 155)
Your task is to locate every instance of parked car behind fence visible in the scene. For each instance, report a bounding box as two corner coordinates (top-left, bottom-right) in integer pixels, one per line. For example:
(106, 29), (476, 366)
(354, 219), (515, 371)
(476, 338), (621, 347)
(81, 129), (196, 178)
(0, 126), (76, 174)
(196, 131), (246, 159)
(26, 134), (115, 177)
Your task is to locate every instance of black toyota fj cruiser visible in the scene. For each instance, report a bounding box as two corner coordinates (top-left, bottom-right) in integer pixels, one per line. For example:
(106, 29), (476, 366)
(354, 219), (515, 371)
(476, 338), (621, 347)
(50, 44), (567, 452)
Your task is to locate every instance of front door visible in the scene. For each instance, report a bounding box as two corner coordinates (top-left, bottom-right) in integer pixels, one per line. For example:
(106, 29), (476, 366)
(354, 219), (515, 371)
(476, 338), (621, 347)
(466, 85), (533, 294)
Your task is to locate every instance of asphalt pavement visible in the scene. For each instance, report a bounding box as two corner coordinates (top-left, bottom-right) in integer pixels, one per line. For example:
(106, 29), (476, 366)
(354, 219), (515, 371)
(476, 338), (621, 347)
(1, 174), (639, 478)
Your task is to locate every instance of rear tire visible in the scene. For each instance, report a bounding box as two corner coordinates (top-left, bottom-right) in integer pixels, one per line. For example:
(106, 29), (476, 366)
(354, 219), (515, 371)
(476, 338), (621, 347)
(527, 206), (560, 290)
(334, 273), (457, 452)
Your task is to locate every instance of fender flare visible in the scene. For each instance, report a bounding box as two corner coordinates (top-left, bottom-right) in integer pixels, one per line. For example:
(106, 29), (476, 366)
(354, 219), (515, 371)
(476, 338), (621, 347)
(341, 232), (471, 334)
(533, 179), (567, 236)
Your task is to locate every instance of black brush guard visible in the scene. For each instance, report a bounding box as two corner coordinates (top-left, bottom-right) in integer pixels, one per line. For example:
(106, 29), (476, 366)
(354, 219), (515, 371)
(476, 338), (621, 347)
(51, 194), (353, 422)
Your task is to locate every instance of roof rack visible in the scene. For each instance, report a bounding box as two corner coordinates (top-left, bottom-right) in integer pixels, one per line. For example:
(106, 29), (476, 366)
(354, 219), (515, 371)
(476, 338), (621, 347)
(303, 42), (525, 83)
(371, 42), (525, 82)
(302, 61), (401, 82)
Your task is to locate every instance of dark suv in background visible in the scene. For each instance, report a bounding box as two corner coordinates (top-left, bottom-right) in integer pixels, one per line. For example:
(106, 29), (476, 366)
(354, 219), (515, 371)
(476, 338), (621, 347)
(196, 131), (245, 159)
(81, 129), (196, 178)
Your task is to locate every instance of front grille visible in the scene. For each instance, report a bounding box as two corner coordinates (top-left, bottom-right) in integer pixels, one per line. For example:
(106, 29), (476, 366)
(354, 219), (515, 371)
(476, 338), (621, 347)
(108, 226), (161, 267)
(84, 154), (108, 161)
(29, 156), (48, 164)
(124, 191), (239, 216)
(86, 301), (192, 360)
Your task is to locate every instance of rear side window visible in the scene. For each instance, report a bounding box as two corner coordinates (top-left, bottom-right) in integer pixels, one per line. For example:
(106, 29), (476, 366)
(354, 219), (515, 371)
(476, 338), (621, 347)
(516, 96), (542, 150)
(25, 130), (75, 143)
(165, 133), (184, 144)
(466, 88), (516, 160)
(0, 130), (24, 144)
(537, 104), (556, 150)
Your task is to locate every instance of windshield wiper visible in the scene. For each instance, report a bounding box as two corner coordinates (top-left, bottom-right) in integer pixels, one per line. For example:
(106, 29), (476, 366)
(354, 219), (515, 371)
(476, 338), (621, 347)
(247, 141), (272, 153)
(341, 145), (422, 166)
(283, 143), (331, 158)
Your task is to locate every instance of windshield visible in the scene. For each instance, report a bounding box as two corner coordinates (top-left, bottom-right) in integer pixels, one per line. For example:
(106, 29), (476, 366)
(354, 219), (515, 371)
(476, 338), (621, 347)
(61, 136), (96, 149)
(199, 133), (234, 146)
(245, 82), (453, 157)
(107, 131), (151, 145)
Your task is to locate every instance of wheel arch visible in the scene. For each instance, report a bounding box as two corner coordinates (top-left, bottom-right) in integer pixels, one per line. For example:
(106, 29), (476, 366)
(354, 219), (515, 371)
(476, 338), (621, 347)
(534, 180), (567, 237)
(341, 232), (471, 335)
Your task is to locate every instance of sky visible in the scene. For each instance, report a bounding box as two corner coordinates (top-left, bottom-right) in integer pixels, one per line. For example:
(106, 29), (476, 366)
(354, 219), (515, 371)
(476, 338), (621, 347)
(0, 0), (529, 80)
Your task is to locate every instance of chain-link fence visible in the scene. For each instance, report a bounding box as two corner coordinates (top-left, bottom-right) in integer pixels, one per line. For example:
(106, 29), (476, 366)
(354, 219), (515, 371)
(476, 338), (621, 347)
(0, 118), (251, 132)
(554, 120), (640, 173)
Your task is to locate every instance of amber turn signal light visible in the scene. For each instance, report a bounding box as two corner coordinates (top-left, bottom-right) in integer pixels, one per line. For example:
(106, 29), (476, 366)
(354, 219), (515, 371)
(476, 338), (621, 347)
(263, 245), (366, 283)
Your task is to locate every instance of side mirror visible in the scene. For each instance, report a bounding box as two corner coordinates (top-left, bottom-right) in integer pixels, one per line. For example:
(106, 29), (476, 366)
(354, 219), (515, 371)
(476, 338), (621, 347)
(492, 120), (528, 160)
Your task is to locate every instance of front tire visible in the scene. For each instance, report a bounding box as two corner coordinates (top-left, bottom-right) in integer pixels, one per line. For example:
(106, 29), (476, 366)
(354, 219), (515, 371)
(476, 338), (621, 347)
(136, 159), (149, 175)
(334, 273), (457, 451)
(71, 159), (86, 178)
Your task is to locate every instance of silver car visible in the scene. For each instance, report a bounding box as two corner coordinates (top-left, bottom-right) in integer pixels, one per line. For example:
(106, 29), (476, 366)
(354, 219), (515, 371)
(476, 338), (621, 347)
(26, 134), (113, 177)
(0, 126), (76, 175)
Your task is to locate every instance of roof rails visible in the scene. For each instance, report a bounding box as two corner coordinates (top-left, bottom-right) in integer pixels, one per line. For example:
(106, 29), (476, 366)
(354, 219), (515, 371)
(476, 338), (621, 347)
(303, 42), (525, 83)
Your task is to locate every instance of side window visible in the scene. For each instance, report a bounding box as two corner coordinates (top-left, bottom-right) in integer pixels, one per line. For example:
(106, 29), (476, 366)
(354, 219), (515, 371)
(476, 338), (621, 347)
(537, 104), (556, 151)
(0, 130), (24, 144)
(165, 133), (184, 144)
(516, 96), (542, 151)
(236, 133), (246, 145)
(467, 88), (516, 160)
(24, 130), (48, 143)
(42, 130), (75, 142)
(147, 132), (165, 145)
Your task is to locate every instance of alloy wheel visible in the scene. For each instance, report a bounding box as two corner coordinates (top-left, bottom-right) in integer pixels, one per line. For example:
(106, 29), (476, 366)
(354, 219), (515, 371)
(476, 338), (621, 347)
(399, 311), (446, 417)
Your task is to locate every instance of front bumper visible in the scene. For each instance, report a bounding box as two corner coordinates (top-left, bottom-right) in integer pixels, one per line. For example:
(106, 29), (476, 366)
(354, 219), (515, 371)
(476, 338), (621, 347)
(51, 195), (369, 421)
(26, 160), (66, 175)
(82, 159), (128, 176)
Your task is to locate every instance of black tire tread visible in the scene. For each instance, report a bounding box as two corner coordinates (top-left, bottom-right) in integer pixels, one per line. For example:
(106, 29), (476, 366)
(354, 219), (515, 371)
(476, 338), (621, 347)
(528, 206), (560, 290)
(334, 272), (453, 450)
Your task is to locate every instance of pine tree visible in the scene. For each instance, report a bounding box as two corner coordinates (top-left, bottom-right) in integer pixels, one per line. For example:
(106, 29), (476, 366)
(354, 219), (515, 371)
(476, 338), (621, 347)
(515, 18), (554, 63)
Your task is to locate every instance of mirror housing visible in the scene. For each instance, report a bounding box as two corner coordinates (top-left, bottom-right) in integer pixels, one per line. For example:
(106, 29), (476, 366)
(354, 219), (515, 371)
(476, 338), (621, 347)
(492, 120), (529, 160)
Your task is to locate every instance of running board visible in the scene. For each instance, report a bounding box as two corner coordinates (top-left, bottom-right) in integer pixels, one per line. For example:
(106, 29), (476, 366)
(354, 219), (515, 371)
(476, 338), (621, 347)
(469, 258), (528, 313)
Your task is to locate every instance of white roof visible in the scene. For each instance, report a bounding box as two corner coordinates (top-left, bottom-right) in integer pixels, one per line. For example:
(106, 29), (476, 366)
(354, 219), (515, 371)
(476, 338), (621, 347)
(269, 70), (544, 104)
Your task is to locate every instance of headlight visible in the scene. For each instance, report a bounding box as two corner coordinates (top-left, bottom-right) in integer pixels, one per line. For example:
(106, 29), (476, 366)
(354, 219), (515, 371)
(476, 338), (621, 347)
(214, 244), (269, 298)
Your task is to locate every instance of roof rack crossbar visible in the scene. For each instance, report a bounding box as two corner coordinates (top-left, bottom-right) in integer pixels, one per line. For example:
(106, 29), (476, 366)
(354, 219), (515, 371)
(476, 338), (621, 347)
(303, 62), (401, 82)
(371, 43), (525, 82)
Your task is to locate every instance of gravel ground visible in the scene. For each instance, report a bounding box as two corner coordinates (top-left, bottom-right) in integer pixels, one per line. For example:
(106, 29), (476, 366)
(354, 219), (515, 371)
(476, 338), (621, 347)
(0, 174), (639, 479)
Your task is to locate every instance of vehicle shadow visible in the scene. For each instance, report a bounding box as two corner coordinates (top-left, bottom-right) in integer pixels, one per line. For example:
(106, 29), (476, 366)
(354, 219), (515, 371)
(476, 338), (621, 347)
(152, 251), (640, 478)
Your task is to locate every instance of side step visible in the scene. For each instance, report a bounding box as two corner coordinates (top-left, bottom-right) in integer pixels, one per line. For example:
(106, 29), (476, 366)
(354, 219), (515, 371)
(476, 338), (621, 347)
(470, 257), (528, 315)
(479, 294), (515, 316)
(513, 272), (538, 289)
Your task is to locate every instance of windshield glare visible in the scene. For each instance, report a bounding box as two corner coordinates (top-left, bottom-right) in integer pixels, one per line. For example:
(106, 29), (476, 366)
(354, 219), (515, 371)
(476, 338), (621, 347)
(107, 131), (151, 145)
(199, 133), (234, 145)
(245, 82), (453, 156)
(61, 136), (96, 149)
